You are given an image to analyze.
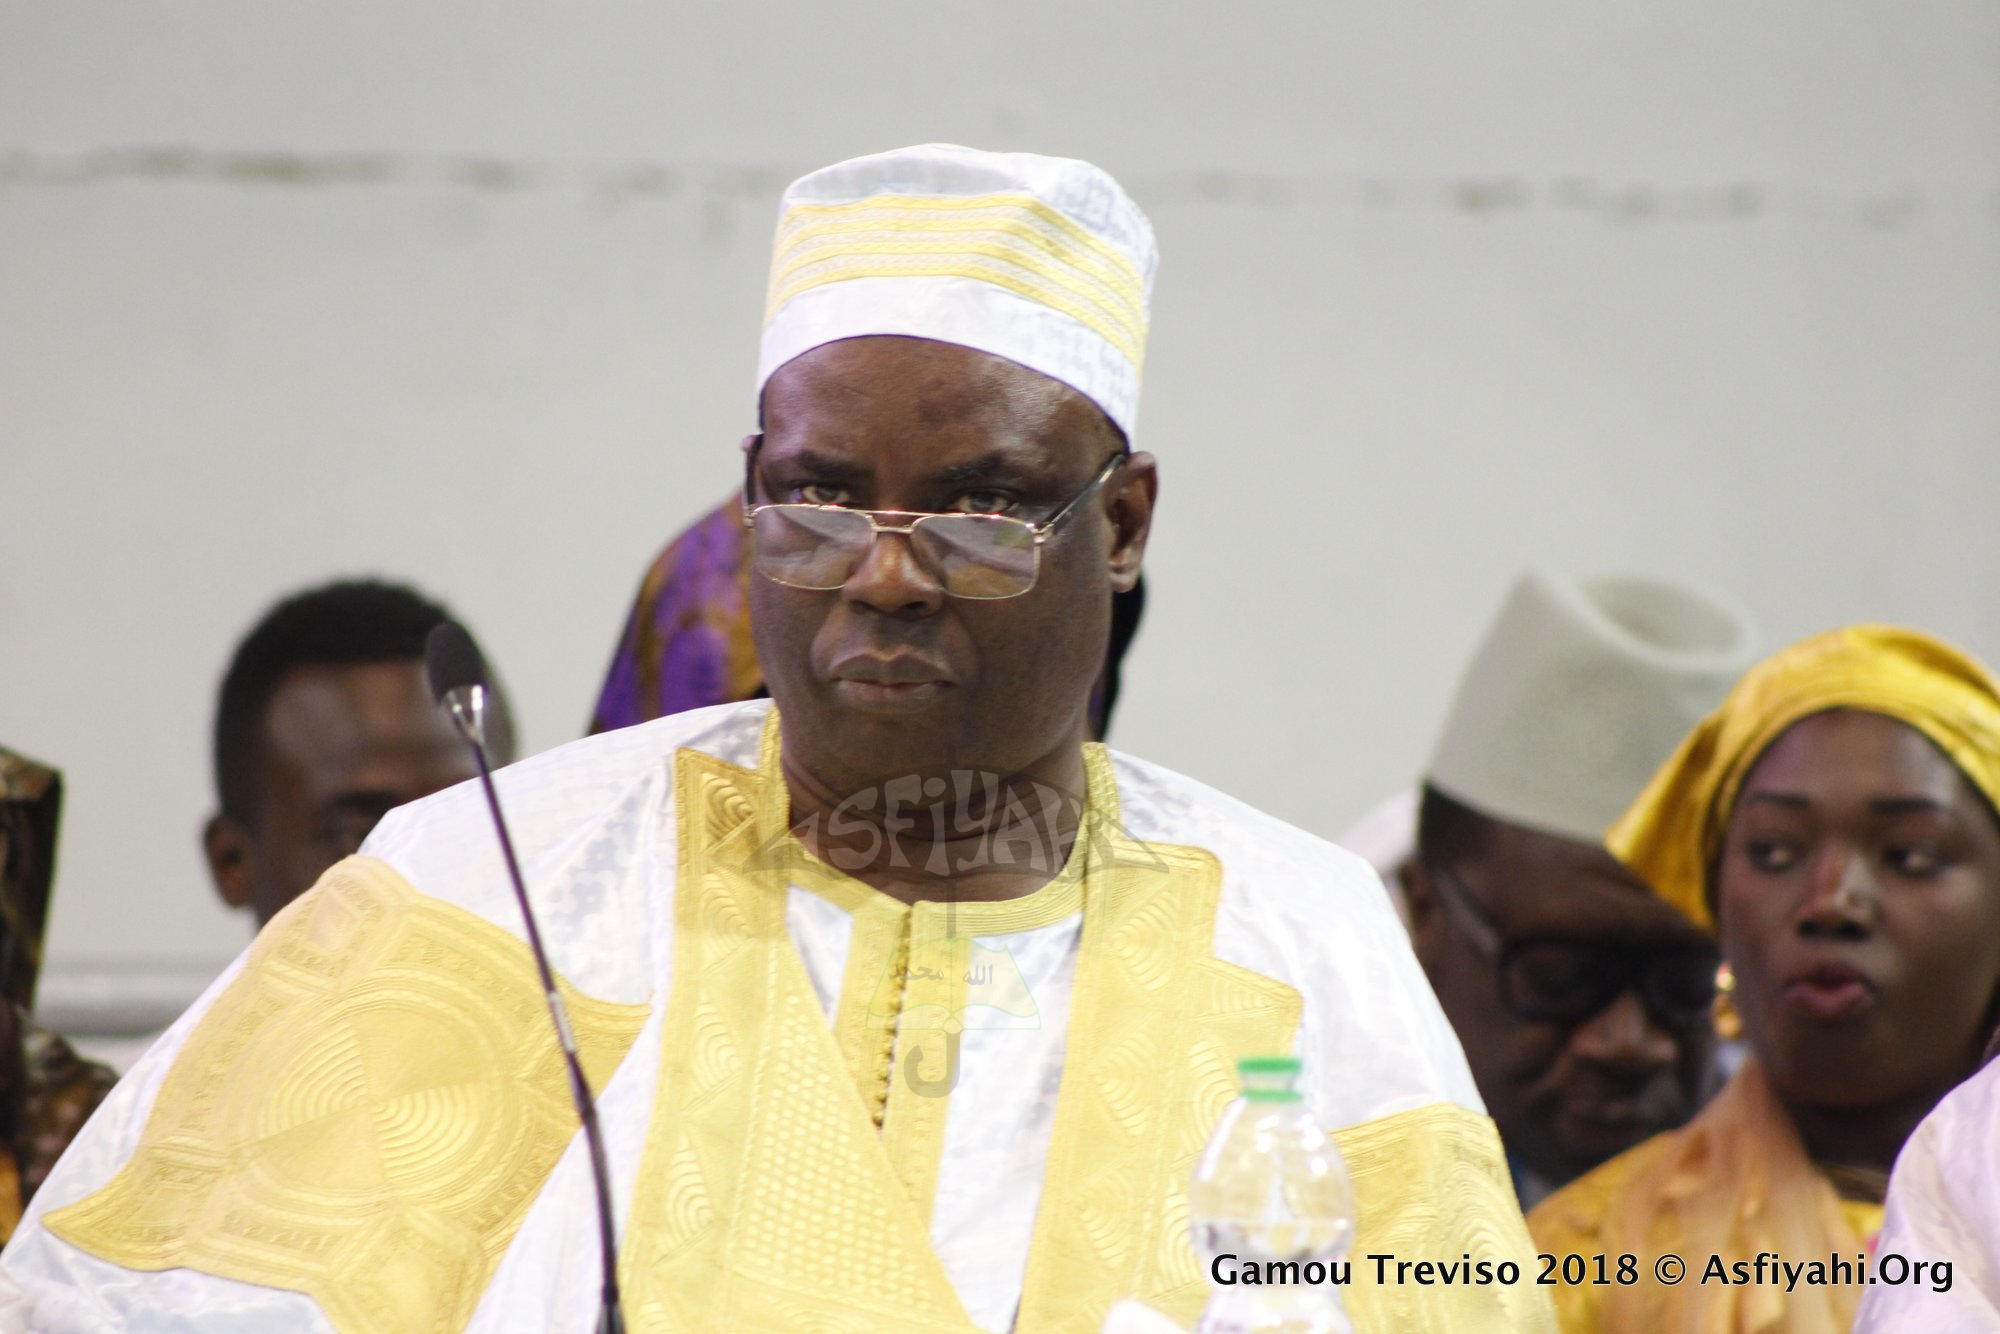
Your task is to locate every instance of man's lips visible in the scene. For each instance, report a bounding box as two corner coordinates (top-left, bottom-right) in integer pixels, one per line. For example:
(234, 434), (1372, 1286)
(827, 654), (953, 711)
(1780, 962), (1878, 1022)
(830, 654), (952, 686)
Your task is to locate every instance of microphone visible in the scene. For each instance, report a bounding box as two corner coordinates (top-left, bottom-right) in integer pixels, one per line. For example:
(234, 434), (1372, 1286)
(424, 623), (626, 1334)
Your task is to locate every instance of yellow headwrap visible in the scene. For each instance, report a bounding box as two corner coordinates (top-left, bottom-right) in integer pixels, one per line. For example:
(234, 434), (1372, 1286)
(1607, 624), (2000, 933)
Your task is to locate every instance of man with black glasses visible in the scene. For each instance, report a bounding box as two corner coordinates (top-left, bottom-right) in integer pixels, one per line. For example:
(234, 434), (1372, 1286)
(7, 146), (1549, 1332)
(1392, 572), (1755, 1206)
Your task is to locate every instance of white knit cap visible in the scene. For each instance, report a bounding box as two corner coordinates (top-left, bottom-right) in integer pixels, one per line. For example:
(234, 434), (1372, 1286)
(757, 144), (1157, 439)
(1427, 572), (1757, 844)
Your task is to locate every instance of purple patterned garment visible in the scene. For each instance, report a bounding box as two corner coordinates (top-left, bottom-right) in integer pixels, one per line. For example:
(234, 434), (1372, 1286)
(589, 495), (1145, 738)
(589, 499), (764, 734)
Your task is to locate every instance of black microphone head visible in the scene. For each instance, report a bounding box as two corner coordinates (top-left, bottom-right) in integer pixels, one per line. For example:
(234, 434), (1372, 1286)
(424, 621), (489, 704)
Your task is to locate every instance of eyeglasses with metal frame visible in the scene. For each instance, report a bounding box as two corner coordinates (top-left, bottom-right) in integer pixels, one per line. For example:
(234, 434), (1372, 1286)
(741, 440), (1128, 600)
(1422, 857), (1719, 1030)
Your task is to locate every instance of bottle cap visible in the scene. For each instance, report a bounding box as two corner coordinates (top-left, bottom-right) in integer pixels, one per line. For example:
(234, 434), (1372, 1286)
(1237, 1055), (1303, 1101)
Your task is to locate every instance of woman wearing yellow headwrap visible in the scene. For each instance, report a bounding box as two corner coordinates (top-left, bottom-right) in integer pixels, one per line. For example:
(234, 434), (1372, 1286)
(1528, 625), (2000, 1333)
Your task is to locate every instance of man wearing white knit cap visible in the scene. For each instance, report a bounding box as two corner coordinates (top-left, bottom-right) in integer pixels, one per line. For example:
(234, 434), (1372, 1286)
(5, 146), (1547, 1333)
(1346, 571), (1755, 1209)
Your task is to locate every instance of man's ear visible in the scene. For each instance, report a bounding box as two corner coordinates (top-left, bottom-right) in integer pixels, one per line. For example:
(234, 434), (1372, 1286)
(202, 813), (254, 910)
(1400, 858), (1442, 961)
(739, 433), (764, 504)
(1105, 451), (1157, 593)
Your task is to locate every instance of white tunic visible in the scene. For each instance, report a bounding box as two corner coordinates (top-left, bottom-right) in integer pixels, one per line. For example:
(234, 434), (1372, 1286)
(1854, 1056), (2000, 1331)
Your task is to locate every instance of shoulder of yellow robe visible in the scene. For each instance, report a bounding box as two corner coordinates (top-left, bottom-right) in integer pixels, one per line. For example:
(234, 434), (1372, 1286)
(40, 857), (649, 1333)
(2, 701), (763, 1333)
(1526, 1110), (1879, 1334)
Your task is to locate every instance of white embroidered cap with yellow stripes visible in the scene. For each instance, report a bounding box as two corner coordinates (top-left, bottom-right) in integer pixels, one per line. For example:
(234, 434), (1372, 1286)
(757, 143), (1158, 440)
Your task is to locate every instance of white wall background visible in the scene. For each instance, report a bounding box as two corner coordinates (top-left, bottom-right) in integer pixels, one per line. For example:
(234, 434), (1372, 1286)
(3, 3), (1997, 1021)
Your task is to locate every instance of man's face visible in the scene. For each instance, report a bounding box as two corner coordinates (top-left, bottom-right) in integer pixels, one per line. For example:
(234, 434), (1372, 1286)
(1408, 818), (1717, 1188)
(204, 660), (478, 927)
(748, 336), (1154, 795)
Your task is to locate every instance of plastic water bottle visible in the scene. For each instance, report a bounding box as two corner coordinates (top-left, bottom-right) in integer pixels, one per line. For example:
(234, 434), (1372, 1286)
(1188, 1056), (1356, 1334)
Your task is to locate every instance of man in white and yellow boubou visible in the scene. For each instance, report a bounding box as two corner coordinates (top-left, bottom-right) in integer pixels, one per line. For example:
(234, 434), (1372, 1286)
(4, 145), (1551, 1333)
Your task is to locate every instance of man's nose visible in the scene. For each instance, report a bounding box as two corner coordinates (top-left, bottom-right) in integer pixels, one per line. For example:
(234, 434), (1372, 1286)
(1797, 847), (1876, 939)
(1567, 988), (1679, 1071)
(842, 531), (946, 616)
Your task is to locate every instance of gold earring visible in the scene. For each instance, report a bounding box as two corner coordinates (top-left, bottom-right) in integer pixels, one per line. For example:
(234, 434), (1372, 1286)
(1712, 961), (1743, 1041)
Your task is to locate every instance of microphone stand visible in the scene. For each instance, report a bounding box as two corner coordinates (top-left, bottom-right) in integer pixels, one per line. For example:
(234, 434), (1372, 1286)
(443, 683), (626, 1334)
